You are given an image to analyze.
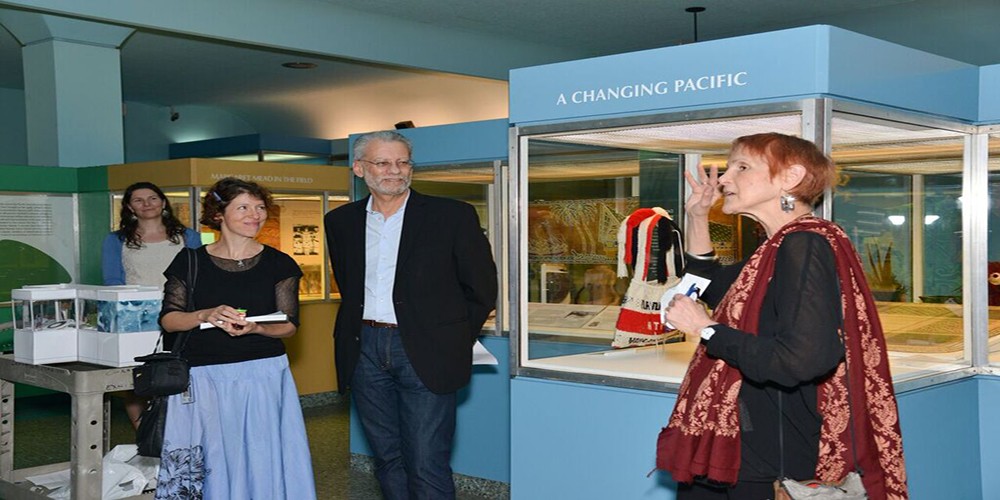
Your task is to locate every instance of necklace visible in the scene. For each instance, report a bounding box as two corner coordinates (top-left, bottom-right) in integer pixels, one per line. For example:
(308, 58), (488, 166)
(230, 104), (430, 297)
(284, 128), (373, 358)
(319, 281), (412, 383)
(236, 259), (245, 268)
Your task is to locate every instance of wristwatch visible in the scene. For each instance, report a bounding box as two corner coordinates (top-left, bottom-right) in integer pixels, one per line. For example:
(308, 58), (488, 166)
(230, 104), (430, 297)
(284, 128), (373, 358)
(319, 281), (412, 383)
(699, 325), (717, 342)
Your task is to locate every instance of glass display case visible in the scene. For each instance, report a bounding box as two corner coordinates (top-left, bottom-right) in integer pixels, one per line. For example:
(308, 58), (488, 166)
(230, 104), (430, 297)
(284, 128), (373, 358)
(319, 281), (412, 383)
(512, 99), (982, 390)
(372, 159), (508, 333)
(11, 284), (79, 364)
(988, 131), (1000, 367)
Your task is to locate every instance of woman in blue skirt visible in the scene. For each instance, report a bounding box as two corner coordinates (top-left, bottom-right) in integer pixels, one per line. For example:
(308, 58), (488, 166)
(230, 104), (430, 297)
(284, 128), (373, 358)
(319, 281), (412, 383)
(157, 177), (316, 499)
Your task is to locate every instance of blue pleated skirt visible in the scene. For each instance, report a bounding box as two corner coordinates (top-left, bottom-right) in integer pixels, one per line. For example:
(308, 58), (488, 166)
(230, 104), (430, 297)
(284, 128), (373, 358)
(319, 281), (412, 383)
(155, 354), (317, 500)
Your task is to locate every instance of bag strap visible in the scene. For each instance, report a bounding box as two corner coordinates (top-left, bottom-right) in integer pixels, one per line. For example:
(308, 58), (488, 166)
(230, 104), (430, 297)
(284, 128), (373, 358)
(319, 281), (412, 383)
(154, 247), (198, 355)
(779, 286), (861, 480)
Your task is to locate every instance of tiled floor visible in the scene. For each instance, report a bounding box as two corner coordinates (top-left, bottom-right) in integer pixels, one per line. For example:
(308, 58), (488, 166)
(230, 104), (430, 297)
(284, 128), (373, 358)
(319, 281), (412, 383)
(12, 393), (497, 499)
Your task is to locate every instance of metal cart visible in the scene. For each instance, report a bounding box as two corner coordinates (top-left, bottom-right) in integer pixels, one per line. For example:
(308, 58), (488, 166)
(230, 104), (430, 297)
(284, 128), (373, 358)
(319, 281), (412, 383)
(0, 355), (151, 499)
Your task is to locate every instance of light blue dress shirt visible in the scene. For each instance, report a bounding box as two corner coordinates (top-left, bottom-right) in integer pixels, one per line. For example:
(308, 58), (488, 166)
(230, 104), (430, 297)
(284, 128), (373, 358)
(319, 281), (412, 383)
(362, 194), (409, 324)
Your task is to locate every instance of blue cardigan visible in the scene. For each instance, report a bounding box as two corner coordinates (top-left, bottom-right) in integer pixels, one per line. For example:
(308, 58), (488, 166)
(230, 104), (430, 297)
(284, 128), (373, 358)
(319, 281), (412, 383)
(101, 228), (202, 285)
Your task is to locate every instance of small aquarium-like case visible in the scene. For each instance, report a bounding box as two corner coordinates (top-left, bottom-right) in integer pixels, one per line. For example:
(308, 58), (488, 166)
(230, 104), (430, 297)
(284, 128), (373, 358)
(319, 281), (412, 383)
(77, 286), (161, 367)
(11, 285), (79, 364)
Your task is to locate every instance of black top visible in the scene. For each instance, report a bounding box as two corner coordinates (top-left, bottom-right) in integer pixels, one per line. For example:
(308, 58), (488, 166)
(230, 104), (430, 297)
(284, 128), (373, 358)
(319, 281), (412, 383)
(688, 231), (845, 482)
(160, 245), (302, 367)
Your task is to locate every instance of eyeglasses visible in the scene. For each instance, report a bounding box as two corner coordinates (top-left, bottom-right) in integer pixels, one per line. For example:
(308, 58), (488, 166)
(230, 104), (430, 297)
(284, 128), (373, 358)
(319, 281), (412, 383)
(358, 159), (415, 169)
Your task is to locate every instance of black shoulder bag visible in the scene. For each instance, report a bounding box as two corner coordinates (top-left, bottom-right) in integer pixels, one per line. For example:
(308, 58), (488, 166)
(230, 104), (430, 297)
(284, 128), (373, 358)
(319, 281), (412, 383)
(134, 248), (198, 457)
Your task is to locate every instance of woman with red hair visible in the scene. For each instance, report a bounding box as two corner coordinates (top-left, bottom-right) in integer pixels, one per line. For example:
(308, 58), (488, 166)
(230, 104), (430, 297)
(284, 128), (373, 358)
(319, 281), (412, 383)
(660, 133), (908, 499)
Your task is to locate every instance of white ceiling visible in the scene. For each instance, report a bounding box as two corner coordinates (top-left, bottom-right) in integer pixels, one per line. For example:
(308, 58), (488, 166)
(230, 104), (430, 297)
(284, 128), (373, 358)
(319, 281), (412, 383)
(1, 0), (999, 139)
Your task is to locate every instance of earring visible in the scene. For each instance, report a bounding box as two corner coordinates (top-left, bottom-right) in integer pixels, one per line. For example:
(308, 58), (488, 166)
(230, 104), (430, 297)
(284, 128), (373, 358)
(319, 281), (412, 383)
(779, 192), (796, 213)
(162, 208), (169, 217)
(129, 212), (138, 221)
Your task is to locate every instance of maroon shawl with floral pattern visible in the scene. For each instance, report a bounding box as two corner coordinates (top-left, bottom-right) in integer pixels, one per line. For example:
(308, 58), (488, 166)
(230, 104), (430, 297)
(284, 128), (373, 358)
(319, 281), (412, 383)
(656, 217), (908, 500)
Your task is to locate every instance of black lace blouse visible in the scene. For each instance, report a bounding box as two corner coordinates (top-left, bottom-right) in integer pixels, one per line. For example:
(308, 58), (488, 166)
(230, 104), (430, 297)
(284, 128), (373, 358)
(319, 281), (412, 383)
(160, 245), (302, 367)
(687, 231), (846, 482)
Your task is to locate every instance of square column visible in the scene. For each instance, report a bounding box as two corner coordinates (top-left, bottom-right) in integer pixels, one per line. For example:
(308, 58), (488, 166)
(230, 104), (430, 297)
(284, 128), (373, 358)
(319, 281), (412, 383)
(0, 11), (132, 167)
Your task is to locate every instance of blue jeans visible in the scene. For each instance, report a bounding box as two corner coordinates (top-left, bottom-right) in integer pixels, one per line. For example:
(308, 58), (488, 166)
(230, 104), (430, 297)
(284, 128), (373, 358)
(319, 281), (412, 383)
(352, 324), (457, 500)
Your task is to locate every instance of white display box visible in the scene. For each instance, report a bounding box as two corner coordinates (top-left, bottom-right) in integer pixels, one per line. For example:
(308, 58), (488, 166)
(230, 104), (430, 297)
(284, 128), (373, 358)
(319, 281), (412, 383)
(11, 284), (164, 366)
(77, 329), (160, 367)
(11, 285), (79, 364)
(74, 284), (104, 333)
(92, 287), (162, 333)
(77, 286), (162, 367)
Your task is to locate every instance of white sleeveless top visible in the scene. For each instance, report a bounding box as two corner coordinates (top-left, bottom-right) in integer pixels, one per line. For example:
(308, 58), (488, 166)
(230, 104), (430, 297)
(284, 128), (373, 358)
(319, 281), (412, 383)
(122, 239), (185, 288)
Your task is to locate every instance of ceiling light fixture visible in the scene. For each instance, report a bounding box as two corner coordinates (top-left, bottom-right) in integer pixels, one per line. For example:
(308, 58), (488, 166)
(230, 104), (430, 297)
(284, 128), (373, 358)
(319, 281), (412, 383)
(685, 6), (706, 43)
(282, 62), (317, 69)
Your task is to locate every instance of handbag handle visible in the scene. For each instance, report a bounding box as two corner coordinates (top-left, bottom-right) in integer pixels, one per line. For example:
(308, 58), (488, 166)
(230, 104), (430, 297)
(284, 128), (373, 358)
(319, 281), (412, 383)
(154, 247), (198, 355)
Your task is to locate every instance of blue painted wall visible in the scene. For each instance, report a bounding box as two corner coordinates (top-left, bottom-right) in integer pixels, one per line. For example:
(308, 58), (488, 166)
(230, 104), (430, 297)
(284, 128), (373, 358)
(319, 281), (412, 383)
(509, 26), (981, 126)
(0, 89), (258, 164)
(509, 375), (996, 499)
(509, 27), (821, 126)
(350, 335), (512, 483)
(510, 377), (678, 499)
(980, 64), (1000, 123)
(392, 119), (509, 166)
(0, 87), (27, 165)
(826, 28), (979, 121)
(896, 378), (981, 500)
(978, 377), (1000, 499)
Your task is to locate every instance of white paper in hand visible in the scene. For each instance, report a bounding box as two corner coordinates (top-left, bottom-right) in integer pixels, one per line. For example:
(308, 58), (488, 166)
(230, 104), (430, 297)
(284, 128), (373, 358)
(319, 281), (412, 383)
(660, 273), (712, 329)
(199, 312), (287, 329)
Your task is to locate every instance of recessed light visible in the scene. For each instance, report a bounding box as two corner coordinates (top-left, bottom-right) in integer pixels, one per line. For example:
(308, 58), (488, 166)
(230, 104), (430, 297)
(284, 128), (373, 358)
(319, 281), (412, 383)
(282, 62), (317, 69)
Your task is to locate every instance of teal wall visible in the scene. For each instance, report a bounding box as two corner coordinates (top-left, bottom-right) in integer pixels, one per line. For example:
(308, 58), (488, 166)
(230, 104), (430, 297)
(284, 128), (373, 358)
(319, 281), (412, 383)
(350, 335), (512, 483)
(978, 377), (1000, 497)
(511, 378), (677, 499)
(0, 88), (27, 165)
(0, 89), (258, 165)
(509, 375), (994, 499)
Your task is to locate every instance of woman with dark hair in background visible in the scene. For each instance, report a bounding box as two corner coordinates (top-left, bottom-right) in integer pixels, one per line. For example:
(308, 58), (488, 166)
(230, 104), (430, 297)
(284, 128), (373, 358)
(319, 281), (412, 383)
(101, 181), (201, 428)
(102, 181), (201, 288)
(156, 177), (315, 499)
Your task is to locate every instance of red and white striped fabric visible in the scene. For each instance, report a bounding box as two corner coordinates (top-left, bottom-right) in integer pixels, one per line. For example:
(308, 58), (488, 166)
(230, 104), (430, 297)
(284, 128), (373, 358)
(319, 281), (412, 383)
(613, 209), (684, 348)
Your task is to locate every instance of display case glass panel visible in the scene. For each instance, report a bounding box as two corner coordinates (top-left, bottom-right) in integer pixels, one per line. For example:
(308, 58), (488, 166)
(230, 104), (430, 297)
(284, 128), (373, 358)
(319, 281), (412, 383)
(411, 161), (505, 333)
(989, 133), (1000, 367)
(516, 104), (974, 389)
(326, 194), (350, 298)
(519, 112), (803, 386)
(829, 112), (969, 380)
(267, 193), (326, 301)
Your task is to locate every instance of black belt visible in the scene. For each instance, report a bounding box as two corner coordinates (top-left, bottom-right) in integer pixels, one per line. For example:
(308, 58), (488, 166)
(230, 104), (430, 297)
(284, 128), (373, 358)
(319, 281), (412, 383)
(363, 319), (398, 329)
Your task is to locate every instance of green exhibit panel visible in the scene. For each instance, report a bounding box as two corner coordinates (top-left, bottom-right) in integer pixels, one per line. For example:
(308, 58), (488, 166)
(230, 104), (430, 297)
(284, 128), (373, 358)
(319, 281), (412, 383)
(0, 165), (108, 370)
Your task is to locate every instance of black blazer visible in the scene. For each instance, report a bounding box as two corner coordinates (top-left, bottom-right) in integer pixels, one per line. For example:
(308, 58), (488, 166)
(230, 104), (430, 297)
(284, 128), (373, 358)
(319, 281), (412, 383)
(324, 190), (498, 394)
